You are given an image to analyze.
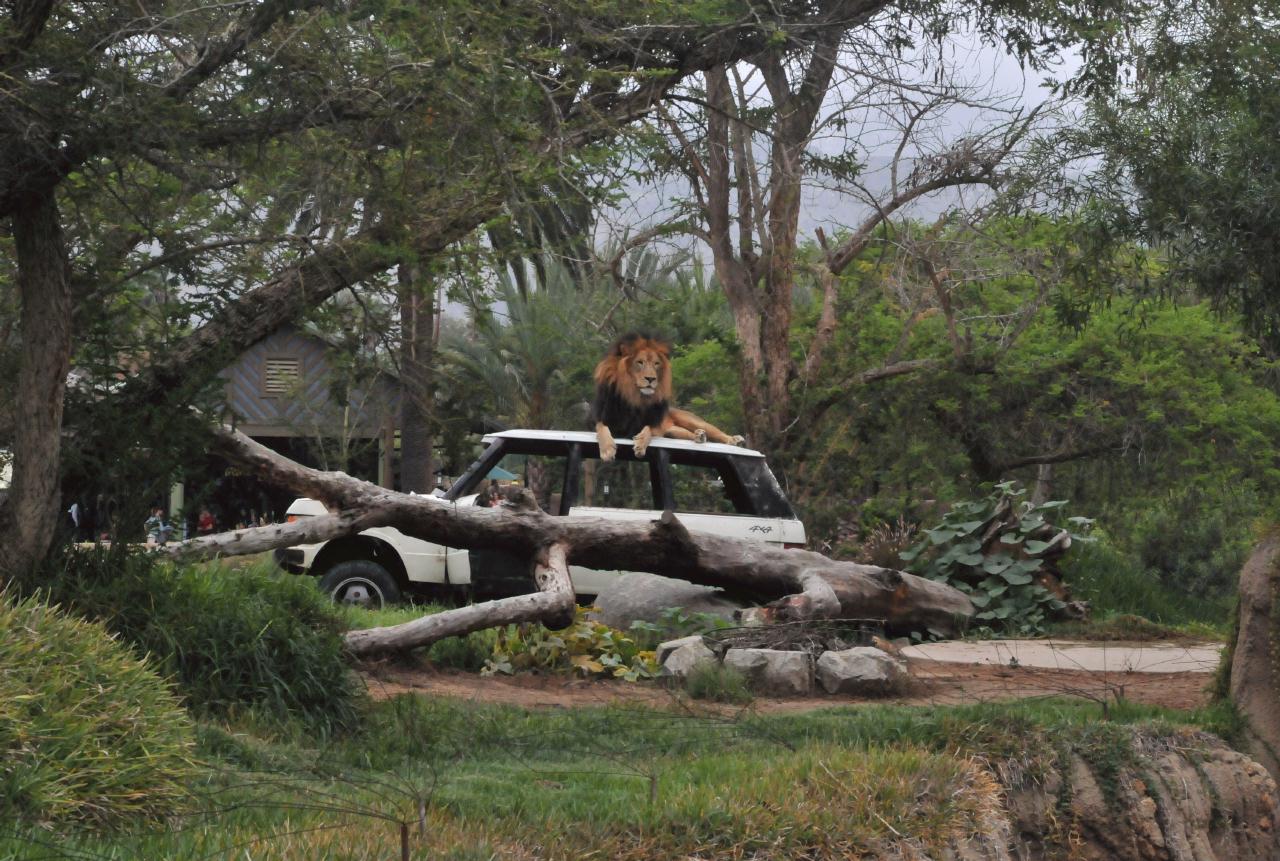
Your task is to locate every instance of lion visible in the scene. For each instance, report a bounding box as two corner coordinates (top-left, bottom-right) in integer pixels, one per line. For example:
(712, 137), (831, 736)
(591, 333), (745, 462)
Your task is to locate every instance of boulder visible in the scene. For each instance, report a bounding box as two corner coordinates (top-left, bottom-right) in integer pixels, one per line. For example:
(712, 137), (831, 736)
(590, 572), (747, 630)
(723, 648), (812, 696)
(660, 639), (718, 680)
(656, 635), (706, 666)
(816, 646), (906, 695)
(1229, 534), (1280, 781)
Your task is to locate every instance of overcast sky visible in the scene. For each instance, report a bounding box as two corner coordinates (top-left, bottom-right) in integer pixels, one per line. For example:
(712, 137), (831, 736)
(597, 29), (1082, 258)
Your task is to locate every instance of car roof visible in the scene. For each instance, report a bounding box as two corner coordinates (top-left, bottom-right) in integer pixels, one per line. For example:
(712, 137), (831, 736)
(483, 429), (766, 458)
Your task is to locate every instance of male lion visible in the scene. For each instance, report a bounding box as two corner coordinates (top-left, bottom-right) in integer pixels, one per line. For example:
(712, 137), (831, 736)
(591, 333), (745, 461)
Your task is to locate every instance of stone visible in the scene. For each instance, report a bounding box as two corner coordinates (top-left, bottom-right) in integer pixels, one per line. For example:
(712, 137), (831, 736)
(660, 640), (718, 680)
(723, 648), (812, 696)
(590, 572), (747, 630)
(815, 646), (906, 695)
(656, 635), (706, 666)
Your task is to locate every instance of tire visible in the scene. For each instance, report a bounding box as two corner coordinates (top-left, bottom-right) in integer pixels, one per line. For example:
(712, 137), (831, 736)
(318, 560), (402, 609)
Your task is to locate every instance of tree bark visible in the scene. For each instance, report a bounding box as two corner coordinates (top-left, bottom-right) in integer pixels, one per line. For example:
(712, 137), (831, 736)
(0, 188), (72, 579)
(398, 262), (436, 493)
(170, 426), (974, 655)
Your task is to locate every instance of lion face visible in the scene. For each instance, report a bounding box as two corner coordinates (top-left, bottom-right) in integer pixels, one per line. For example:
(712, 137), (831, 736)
(627, 348), (665, 398)
(595, 334), (673, 407)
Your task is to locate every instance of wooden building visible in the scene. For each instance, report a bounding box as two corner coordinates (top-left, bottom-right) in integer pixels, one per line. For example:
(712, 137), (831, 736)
(178, 326), (400, 527)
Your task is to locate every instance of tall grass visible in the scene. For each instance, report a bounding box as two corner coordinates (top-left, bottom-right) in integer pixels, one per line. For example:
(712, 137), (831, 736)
(1061, 539), (1233, 630)
(0, 592), (195, 828)
(16, 545), (364, 733)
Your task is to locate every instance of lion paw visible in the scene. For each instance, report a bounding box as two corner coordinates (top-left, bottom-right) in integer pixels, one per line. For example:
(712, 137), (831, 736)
(730, 435), (746, 446)
(693, 429), (707, 444)
(634, 440), (649, 457)
(600, 439), (616, 461)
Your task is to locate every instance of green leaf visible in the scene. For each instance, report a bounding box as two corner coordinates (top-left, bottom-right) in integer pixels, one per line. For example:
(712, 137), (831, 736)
(1023, 539), (1052, 554)
(969, 593), (992, 608)
(1001, 571), (1034, 586)
(982, 556), (1014, 574)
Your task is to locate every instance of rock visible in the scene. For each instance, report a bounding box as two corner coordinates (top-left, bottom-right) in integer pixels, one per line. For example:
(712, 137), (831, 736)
(590, 571), (748, 630)
(723, 648), (812, 696)
(1229, 534), (1280, 781)
(815, 646), (906, 695)
(656, 635), (706, 665)
(660, 640), (717, 680)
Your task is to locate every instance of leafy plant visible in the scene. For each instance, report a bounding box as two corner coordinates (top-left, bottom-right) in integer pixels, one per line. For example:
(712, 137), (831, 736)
(628, 605), (732, 650)
(482, 607), (659, 681)
(901, 482), (1093, 636)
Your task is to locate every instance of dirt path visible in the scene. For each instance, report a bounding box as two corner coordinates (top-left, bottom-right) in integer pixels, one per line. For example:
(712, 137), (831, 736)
(359, 648), (1218, 713)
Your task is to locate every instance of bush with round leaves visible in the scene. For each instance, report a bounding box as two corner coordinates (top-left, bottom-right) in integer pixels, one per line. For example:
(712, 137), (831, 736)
(0, 592), (196, 827)
(900, 482), (1093, 636)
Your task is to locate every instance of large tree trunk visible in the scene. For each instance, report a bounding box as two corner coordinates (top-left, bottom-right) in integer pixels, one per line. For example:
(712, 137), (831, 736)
(170, 426), (974, 656)
(0, 188), (72, 579)
(397, 262), (436, 493)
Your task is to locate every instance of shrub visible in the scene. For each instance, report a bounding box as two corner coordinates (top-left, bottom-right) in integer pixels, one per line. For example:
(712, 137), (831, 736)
(19, 546), (364, 733)
(0, 593), (195, 827)
(901, 482), (1092, 636)
(1125, 485), (1258, 600)
(855, 516), (918, 568)
(1059, 538), (1232, 627)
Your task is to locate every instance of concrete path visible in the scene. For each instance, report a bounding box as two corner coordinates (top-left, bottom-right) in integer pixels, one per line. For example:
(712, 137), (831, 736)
(901, 639), (1223, 674)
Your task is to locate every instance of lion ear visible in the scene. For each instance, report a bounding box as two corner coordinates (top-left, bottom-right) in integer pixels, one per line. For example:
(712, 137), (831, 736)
(655, 340), (673, 358)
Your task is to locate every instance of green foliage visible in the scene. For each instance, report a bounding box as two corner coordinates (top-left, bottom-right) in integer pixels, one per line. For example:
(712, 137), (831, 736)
(1081, 4), (1280, 346)
(1060, 538), (1232, 627)
(17, 547), (363, 733)
(683, 661), (754, 705)
(628, 605), (732, 650)
(1126, 485), (1258, 600)
(0, 592), (195, 827)
(482, 607), (659, 681)
(902, 482), (1091, 636)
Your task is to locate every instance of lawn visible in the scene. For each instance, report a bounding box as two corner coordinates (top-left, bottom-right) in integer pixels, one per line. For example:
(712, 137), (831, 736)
(1, 694), (1238, 861)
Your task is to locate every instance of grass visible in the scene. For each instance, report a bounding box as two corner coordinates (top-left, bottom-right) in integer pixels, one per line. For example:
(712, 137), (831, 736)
(1060, 541), (1234, 634)
(684, 660), (754, 704)
(0, 692), (1242, 860)
(0, 592), (196, 828)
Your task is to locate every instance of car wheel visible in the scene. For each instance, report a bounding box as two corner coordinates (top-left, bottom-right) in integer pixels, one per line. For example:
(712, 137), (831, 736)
(319, 560), (402, 609)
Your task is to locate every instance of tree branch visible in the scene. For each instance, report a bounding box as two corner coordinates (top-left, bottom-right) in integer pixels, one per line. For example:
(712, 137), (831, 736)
(170, 426), (974, 654)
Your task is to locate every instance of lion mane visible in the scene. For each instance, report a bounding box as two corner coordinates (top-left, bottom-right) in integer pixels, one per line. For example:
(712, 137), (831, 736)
(591, 333), (673, 438)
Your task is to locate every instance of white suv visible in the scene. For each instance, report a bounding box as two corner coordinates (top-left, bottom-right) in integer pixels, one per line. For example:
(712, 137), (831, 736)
(276, 429), (806, 607)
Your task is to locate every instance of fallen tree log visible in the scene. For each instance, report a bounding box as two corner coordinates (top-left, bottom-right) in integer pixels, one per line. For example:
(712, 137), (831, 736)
(168, 427), (974, 656)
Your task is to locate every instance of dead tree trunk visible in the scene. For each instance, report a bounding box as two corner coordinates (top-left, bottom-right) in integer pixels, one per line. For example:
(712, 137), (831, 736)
(169, 427), (974, 656)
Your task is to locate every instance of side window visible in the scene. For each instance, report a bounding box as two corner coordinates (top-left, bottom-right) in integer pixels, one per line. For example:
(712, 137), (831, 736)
(479, 453), (567, 514)
(668, 461), (742, 515)
(579, 459), (656, 510)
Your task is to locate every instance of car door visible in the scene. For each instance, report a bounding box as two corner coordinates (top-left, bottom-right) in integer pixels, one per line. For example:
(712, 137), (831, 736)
(565, 445), (667, 595)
